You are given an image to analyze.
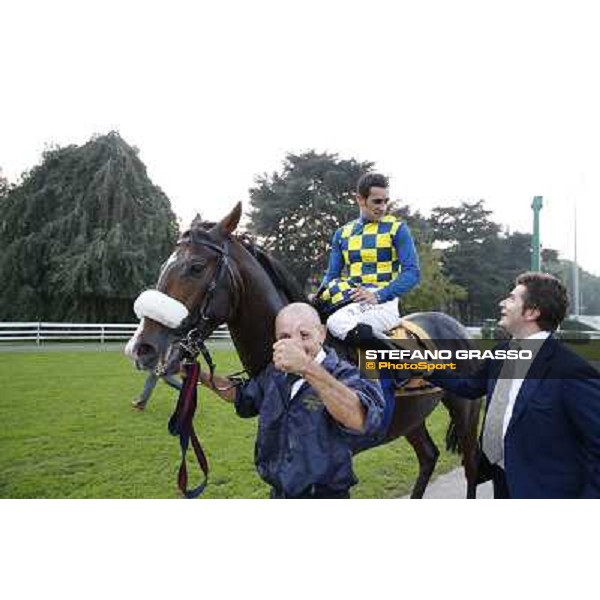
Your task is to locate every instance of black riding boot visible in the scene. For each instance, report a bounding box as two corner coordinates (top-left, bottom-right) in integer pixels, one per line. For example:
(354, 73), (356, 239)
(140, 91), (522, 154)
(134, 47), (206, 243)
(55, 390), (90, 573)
(344, 323), (400, 352)
(345, 324), (409, 386)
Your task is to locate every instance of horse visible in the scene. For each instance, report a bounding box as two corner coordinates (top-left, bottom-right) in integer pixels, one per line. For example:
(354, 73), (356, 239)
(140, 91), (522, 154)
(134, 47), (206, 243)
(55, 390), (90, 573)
(132, 202), (482, 498)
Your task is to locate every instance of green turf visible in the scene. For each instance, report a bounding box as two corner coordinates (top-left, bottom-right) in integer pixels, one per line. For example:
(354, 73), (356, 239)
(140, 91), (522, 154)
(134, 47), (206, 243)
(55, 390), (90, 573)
(0, 349), (462, 498)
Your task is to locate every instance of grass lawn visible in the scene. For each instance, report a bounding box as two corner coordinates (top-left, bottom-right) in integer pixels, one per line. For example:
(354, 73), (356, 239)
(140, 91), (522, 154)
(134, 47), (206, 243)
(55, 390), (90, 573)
(0, 348), (463, 499)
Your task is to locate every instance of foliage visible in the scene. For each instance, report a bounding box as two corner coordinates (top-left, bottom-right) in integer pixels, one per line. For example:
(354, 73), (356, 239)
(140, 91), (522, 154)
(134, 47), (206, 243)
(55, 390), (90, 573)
(248, 151), (372, 289)
(428, 200), (600, 322)
(0, 347), (461, 499)
(392, 205), (466, 312)
(429, 201), (532, 323)
(0, 168), (9, 199)
(0, 132), (179, 321)
(542, 250), (600, 315)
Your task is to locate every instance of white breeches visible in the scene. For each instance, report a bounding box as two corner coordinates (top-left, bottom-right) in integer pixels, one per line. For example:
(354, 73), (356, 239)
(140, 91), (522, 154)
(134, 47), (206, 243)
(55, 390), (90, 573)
(326, 299), (400, 340)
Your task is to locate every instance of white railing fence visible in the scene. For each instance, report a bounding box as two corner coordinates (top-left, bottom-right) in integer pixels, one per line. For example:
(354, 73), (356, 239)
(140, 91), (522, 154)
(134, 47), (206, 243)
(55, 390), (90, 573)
(2, 322), (597, 345)
(0, 322), (231, 344)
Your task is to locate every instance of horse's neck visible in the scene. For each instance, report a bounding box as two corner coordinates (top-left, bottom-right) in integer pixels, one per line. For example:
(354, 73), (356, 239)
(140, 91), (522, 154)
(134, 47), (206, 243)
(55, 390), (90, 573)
(227, 247), (287, 376)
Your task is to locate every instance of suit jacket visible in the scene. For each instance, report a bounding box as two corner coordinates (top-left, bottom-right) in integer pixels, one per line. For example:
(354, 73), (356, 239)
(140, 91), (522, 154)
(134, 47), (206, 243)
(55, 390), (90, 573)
(431, 335), (600, 498)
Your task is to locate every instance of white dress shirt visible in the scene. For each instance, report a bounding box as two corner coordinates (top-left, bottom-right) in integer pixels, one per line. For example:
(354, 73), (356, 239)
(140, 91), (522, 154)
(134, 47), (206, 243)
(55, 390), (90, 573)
(498, 330), (550, 467)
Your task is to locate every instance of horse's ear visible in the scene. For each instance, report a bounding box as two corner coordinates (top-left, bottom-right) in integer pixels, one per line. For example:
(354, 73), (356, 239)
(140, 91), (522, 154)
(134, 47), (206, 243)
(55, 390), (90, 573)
(217, 202), (242, 235)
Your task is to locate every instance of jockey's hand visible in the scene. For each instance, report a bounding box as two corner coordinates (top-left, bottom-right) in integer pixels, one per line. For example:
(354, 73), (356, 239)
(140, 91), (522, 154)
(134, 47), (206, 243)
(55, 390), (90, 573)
(350, 287), (378, 304)
(273, 339), (311, 374)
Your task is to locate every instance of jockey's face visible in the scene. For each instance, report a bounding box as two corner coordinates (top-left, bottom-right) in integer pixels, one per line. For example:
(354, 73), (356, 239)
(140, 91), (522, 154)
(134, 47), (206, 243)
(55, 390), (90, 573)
(357, 186), (389, 222)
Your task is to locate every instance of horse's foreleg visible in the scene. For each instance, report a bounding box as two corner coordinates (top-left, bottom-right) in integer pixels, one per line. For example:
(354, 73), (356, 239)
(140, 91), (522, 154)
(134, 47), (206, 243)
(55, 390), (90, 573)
(405, 423), (439, 499)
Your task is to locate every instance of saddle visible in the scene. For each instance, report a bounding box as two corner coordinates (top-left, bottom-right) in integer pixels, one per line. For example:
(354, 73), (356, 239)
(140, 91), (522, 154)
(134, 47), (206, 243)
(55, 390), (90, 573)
(314, 297), (443, 401)
(387, 319), (444, 401)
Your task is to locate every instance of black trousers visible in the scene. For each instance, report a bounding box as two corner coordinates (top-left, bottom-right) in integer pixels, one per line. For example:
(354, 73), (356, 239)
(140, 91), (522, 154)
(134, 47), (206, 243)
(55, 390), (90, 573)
(270, 485), (350, 499)
(491, 465), (511, 499)
(476, 449), (511, 499)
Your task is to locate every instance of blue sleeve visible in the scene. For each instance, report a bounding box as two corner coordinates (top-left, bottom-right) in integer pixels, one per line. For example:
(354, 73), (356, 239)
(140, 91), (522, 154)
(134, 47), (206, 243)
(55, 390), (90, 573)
(562, 368), (600, 498)
(428, 359), (491, 400)
(354, 378), (386, 437)
(334, 361), (386, 437)
(376, 223), (421, 303)
(234, 374), (264, 418)
(320, 228), (344, 287)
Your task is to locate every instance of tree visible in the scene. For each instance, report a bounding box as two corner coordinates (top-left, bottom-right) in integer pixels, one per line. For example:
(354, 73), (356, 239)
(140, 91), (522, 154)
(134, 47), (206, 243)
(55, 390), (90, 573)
(0, 168), (9, 199)
(430, 199), (501, 246)
(541, 248), (560, 269)
(542, 249), (600, 315)
(391, 205), (466, 312)
(429, 201), (532, 323)
(248, 151), (372, 289)
(0, 132), (179, 321)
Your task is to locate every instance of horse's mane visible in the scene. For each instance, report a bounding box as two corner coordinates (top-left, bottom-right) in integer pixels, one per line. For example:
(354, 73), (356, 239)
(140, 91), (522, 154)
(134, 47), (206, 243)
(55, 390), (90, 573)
(238, 234), (307, 304)
(184, 220), (306, 304)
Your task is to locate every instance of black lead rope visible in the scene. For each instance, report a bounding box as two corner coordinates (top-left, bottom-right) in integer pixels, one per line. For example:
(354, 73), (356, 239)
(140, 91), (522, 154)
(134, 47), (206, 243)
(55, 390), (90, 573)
(165, 334), (247, 498)
(168, 358), (209, 499)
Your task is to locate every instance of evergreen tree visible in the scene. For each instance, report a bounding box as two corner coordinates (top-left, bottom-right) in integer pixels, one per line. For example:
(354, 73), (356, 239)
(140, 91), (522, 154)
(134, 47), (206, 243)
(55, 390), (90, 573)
(391, 205), (466, 312)
(429, 201), (532, 323)
(248, 151), (371, 289)
(0, 168), (9, 199)
(542, 249), (600, 315)
(0, 132), (179, 321)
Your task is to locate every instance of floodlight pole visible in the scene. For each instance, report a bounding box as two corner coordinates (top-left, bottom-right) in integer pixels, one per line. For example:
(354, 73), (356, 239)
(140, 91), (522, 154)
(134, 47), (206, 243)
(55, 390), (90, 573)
(573, 200), (580, 317)
(531, 196), (543, 271)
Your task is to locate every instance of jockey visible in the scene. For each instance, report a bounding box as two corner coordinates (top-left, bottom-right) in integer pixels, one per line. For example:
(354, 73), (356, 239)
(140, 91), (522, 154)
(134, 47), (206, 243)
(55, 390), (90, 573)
(316, 172), (420, 346)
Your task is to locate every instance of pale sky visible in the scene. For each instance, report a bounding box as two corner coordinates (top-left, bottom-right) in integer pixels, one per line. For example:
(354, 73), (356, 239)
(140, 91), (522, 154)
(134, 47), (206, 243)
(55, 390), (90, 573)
(2, 0), (599, 277)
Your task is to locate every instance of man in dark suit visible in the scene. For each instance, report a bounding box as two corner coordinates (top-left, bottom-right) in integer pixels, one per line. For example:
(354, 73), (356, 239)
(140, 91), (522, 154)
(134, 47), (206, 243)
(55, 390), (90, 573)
(430, 272), (600, 498)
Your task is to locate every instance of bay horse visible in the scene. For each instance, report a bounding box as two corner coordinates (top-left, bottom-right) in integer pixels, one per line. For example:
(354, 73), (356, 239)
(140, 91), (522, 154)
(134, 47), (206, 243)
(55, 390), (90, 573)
(132, 203), (482, 498)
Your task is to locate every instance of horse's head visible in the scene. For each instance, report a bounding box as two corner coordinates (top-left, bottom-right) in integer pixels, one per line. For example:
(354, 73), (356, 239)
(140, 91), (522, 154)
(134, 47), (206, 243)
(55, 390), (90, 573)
(131, 203), (243, 371)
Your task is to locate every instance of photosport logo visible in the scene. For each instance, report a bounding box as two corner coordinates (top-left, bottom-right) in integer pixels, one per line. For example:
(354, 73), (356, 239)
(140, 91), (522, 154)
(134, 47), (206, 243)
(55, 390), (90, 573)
(359, 345), (534, 378)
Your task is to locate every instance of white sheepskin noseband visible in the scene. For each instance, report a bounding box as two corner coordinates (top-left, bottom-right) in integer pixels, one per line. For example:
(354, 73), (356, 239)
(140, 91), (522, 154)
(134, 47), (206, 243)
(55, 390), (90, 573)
(123, 321), (143, 359)
(133, 290), (189, 329)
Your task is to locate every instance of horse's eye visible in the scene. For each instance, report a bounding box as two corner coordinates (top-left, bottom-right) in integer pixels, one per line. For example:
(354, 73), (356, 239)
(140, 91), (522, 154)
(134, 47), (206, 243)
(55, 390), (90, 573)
(188, 262), (206, 276)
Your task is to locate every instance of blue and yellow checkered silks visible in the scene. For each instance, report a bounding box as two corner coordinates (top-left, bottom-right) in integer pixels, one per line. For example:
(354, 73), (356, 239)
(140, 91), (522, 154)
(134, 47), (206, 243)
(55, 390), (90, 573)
(318, 277), (363, 307)
(319, 216), (402, 308)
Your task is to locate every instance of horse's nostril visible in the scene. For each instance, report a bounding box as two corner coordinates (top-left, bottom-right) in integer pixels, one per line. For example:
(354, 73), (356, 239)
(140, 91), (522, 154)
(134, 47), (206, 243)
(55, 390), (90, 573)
(136, 343), (156, 358)
(135, 343), (160, 371)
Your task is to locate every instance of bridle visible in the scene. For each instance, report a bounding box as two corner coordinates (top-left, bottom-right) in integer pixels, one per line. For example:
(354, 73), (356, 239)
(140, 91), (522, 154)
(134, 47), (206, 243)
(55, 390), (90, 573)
(159, 232), (244, 385)
(172, 234), (238, 350)
(140, 229), (248, 385)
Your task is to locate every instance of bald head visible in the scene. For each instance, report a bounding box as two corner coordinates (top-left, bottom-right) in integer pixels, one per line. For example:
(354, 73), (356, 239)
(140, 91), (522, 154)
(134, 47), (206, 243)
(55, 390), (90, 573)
(275, 303), (325, 359)
(276, 303), (322, 328)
